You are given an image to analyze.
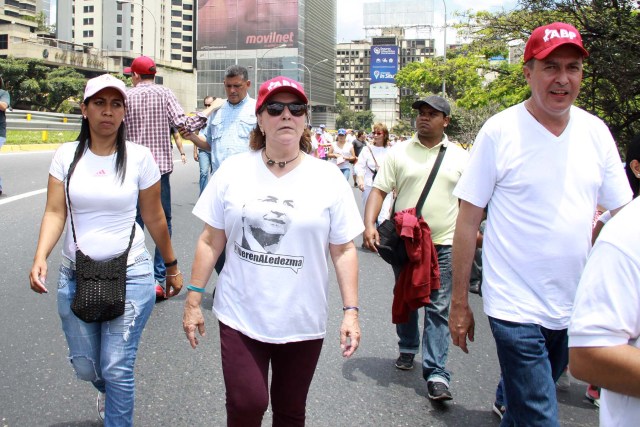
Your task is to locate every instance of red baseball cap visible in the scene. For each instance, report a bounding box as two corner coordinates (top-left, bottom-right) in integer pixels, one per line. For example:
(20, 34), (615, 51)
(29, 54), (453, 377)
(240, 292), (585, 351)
(523, 22), (589, 62)
(255, 76), (308, 113)
(124, 56), (156, 75)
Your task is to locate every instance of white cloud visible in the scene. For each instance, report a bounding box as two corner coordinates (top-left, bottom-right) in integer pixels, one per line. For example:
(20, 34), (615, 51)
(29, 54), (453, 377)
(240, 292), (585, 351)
(337, 0), (518, 54)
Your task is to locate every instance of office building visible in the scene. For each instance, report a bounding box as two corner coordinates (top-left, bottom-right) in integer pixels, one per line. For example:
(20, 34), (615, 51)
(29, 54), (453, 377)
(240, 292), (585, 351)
(0, 0), (196, 110)
(196, 0), (337, 128)
(36, 0), (52, 25)
(334, 0), (438, 128)
(336, 40), (371, 112)
(336, 28), (438, 128)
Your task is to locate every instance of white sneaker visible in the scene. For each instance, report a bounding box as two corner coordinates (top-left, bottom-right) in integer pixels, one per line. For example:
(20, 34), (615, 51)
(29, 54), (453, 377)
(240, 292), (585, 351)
(96, 391), (106, 421)
(556, 369), (570, 391)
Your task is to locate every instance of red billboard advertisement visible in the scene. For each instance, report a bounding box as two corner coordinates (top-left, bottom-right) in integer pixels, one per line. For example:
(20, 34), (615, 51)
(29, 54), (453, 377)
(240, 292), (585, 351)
(197, 0), (299, 50)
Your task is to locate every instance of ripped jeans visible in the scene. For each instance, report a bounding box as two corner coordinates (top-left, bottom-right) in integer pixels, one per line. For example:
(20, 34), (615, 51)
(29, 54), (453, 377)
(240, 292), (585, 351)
(57, 250), (155, 427)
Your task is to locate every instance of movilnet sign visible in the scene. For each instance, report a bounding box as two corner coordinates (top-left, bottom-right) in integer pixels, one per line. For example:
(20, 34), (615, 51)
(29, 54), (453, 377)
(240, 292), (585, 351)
(197, 0), (298, 50)
(370, 45), (398, 84)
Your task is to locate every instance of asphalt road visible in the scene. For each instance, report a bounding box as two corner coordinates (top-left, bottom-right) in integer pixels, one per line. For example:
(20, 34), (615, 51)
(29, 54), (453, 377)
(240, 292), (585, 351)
(0, 147), (599, 426)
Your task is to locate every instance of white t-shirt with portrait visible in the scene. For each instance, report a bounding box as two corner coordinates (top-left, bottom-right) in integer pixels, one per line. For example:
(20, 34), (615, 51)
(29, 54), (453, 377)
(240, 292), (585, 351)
(50, 141), (160, 264)
(453, 103), (632, 329)
(569, 197), (640, 427)
(193, 150), (364, 343)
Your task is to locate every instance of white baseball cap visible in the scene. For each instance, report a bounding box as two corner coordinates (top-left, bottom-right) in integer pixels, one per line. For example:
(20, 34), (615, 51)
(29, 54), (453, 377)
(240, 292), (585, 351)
(84, 74), (127, 102)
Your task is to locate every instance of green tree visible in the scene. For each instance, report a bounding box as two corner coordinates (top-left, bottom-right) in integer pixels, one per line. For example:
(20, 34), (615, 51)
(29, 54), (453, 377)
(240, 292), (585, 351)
(0, 58), (85, 112)
(459, 0), (640, 146)
(45, 67), (87, 112)
(391, 119), (413, 137)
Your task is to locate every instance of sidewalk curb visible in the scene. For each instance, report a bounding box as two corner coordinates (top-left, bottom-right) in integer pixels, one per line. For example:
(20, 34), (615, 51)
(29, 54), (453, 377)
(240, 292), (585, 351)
(1, 144), (62, 152)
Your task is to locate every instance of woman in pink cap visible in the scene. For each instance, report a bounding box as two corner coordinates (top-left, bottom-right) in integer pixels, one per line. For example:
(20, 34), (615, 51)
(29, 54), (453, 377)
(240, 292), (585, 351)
(183, 76), (363, 426)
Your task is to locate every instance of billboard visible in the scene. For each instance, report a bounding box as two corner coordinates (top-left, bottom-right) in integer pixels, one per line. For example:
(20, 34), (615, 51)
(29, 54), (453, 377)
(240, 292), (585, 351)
(370, 45), (398, 83)
(197, 0), (299, 50)
(364, 0), (433, 28)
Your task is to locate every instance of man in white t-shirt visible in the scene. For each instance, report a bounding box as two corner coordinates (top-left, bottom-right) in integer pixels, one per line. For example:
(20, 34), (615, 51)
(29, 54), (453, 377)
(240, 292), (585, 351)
(449, 22), (632, 426)
(569, 197), (640, 427)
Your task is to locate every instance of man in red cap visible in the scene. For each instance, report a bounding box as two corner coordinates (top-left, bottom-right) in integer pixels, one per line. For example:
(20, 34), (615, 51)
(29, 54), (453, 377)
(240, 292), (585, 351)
(124, 56), (217, 298)
(449, 22), (632, 425)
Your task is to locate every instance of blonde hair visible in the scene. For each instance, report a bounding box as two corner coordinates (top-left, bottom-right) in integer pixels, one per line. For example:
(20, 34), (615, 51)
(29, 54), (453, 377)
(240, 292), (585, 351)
(373, 122), (390, 147)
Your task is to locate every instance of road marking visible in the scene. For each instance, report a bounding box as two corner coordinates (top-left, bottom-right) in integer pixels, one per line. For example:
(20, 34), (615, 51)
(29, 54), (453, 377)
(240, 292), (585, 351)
(0, 188), (47, 206)
(0, 157), (186, 206)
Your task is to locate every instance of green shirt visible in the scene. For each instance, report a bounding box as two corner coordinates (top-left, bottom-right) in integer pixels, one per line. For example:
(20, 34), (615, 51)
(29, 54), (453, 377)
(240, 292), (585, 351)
(374, 133), (469, 245)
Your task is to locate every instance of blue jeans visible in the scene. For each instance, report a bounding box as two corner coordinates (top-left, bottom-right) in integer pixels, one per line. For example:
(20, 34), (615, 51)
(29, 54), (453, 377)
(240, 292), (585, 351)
(57, 251), (155, 427)
(496, 375), (505, 406)
(0, 135), (5, 191)
(339, 167), (351, 181)
(198, 149), (212, 194)
(136, 173), (172, 283)
(394, 245), (452, 385)
(488, 317), (568, 427)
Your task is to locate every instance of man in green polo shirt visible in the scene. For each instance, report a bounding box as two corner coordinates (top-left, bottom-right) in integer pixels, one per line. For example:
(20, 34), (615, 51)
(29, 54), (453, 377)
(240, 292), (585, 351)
(363, 95), (469, 401)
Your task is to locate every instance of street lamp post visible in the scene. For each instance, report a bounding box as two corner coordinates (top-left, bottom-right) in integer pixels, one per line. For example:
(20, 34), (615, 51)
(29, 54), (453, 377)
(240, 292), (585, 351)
(442, 0), (447, 97)
(117, 0), (157, 60)
(254, 43), (287, 97)
(291, 58), (328, 125)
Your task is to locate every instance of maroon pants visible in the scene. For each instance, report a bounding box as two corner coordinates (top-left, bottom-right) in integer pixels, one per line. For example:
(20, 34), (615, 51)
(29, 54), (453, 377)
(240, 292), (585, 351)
(219, 321), (324, 427)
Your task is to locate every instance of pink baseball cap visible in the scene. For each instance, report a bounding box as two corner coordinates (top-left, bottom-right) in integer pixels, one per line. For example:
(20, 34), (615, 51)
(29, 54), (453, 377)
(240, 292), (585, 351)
(83, 74), (127, 102)
(524, 22), (589, 62)
(124, 56), (157, 75)
(255, 76), (308, 113)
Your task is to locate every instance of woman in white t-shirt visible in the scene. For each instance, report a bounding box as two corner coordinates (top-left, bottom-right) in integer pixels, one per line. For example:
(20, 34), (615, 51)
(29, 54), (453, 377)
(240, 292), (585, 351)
(354, 122), (393, 225)
(328, 128), (357, 180)
(29, 74), (182, 426)
(183, 76), (363, 426)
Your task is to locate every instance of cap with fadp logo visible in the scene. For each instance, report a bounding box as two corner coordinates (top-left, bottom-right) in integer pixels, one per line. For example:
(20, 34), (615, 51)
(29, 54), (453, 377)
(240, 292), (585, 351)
(255, 76), (308, 113)
(523, 22), (589, 62)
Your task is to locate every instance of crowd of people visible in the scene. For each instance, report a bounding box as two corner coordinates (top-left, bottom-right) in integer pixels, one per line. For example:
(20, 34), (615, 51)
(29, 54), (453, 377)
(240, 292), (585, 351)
(27, 21), (640, 427)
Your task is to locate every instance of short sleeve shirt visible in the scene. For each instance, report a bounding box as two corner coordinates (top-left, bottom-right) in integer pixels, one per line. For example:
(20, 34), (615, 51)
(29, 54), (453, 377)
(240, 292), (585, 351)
(50, 141), (160, 264)
(193, 151), (364, 343)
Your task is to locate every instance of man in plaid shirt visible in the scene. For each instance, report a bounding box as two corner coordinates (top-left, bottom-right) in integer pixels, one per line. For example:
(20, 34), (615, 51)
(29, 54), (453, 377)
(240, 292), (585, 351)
(124, 56), (215, 298)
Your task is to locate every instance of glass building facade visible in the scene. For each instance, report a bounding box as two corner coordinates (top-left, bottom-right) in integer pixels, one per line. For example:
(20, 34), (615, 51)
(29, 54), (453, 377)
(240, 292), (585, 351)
(196, 0), (336, 126)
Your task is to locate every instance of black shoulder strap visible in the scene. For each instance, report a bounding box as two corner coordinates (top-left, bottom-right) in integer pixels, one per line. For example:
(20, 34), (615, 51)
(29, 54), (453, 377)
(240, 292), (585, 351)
(415, 144), (447, 217)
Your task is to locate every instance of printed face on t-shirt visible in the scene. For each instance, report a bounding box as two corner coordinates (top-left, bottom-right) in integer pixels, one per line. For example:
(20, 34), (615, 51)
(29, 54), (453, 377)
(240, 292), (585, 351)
(242, 194), (294, 252)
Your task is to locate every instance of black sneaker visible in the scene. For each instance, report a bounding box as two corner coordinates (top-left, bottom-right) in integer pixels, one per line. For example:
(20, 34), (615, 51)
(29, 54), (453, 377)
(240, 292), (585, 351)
(394, 353), (415, 370)
(427, 381), (453, 401)
(492, 401), (506, 419)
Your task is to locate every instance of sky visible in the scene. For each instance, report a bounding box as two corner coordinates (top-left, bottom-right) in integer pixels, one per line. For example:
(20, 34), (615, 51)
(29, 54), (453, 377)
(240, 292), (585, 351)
(337, 0), (518, 55)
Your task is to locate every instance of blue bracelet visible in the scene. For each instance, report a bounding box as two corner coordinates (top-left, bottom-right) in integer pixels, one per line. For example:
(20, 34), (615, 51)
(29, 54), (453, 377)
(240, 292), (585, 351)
(187, 284), (206, 293)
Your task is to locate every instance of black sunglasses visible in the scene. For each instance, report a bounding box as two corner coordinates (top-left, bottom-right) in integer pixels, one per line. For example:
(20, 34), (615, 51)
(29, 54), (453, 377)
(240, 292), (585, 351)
(204, 103), (212, 107)
(264, 102), (307, 117)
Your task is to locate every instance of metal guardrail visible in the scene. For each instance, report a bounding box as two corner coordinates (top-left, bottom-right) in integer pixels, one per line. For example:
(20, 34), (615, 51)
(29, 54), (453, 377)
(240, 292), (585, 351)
(6, 109), (82, 131)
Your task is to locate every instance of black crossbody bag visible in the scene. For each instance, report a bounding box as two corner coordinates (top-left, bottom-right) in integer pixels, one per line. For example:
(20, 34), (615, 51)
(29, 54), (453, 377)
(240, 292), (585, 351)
(376, 145), (446, 266)
(65, 166), (135, 323)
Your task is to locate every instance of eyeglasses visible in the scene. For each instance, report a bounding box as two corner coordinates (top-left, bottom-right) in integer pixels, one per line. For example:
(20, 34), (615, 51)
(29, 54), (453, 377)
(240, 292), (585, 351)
(264, 102), (307, 117)
(374, 132), (384, 136)
(204, 104), (212, 107)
